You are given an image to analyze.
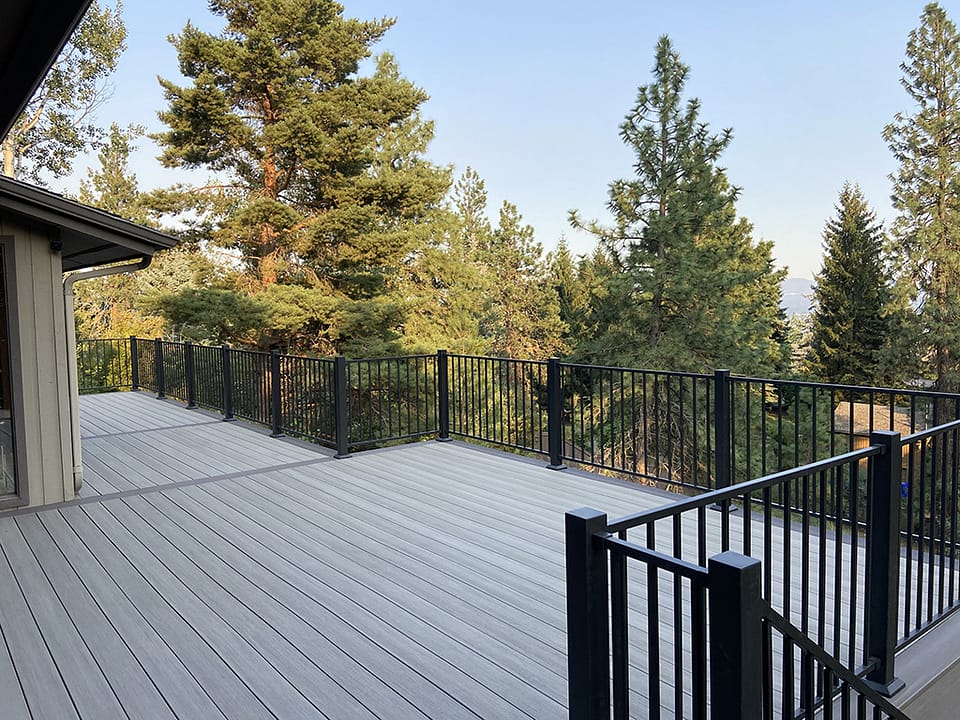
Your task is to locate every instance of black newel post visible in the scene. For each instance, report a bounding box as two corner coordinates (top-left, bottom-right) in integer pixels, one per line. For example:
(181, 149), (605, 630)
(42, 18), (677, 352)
(565, 508), (610, 720)
(270, 350), (283, 437)
(547, 357), (567, 470)
(184, 342), (197, 409)
(865, 430), (906, 697)
(437, 349), (451, 442)
(221, 345), (234, 421)
(155, 338), (165, 399)
(713, 369), (731, 490)
(129, 336), (139, 391)
(334, 355), (351, 459)
(708, 551), (763, 720)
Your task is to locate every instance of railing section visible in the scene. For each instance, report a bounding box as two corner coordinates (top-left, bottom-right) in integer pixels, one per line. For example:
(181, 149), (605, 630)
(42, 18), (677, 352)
(75, 338), (133, 392)
(347, 355), (437, 449)
(447, 354), (549, 455)
(560, 363), (716, 489)
(566, 430), (911, 719)
(899, 419), (960, 647)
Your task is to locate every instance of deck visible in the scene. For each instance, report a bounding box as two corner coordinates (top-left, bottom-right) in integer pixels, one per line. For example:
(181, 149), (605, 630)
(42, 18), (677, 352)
(0, 391), (678, 720)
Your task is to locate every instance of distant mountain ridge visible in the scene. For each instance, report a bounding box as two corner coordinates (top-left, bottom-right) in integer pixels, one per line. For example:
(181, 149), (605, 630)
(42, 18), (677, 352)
(781, 277), (813, 316)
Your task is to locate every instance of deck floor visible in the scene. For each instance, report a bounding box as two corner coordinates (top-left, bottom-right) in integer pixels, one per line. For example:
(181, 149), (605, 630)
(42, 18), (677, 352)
(1, 392), (679, 720)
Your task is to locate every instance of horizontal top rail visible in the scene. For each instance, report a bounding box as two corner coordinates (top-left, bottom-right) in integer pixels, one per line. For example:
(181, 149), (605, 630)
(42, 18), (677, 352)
(561, 360), (712, 380)
(603, 534), (710, 581)
(346, 354), (435, 363)
(607, 443), (882, 533)
(902, 416), (960, 443)
(448, 352), (547, 364)
(734, 373), (960, 400)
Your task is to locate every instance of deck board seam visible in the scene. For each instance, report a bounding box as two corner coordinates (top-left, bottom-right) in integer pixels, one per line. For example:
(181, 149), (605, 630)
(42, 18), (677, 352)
(81, 419), (223, 440)
(6, 457), (336, 518)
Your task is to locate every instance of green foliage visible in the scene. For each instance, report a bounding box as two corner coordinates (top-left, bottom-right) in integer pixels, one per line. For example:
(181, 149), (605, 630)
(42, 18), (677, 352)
(78, 123), (149, 222)
(570, 35), (787, 374)
(482, 202), (568, 358)
(400, 167), (566, 358)
(883, 2), (960, 392)
(1, 1), (126, 181)
(154, 0), (449, 352)
(807, 184), (890, 385)
(71, 121), (215, 340)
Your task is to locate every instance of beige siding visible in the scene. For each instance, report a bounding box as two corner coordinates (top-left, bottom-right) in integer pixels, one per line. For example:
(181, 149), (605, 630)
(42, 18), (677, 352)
(0, 217), (72, 506)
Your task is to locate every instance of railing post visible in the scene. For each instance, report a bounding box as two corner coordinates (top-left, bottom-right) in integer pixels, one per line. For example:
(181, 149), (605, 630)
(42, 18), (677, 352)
(714, 369), (731, 489)
(184, 342), (197, 409)
(129, 336), (139, 390)
(708, 551), (763, 720)
(270, 350), (283, 437)
(547, 357), (567, 470)
(154, 338), (165, 399)
(565, 508), (610, 720)
(865, 430), (905, 697)
(334, 355), (351, 459)
(221, 344), (234, 421)
(437, 349), (451, 442)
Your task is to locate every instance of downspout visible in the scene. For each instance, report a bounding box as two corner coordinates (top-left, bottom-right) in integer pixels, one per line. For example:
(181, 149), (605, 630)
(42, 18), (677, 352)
(63, 257), (152, 493)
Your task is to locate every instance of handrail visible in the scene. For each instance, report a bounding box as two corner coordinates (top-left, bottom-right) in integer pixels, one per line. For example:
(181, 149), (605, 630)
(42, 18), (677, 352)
(561, 359), (711, 380)
(607, 443), (881, 533)
(902, 416), (960, 443)
(763, 606), (911, 719)
(735, 373), (960, 400)
(603, 534), (709, 581)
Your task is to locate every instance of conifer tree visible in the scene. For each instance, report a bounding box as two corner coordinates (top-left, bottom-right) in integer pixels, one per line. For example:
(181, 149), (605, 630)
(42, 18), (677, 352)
(571, 35), (786, 373)
(482, 202), (567, 359)
(73, 124), (215, 339)
(153, 0), (448, 352)
(807, 184), (890, 385)
(884, 2), (960, 391)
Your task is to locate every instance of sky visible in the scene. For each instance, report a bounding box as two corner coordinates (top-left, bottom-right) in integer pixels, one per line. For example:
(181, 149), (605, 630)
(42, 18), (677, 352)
(60, 0), (960, 280)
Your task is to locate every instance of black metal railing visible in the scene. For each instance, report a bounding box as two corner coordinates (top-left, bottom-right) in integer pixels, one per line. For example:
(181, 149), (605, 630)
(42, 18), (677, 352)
(565, 428), (921, 718)
(561, 363), (717, 489)
(728, 376), (960, 485)
(899, 419), (960, 647)
(77, 340), (960, 495)
(447, 354), (549, 455)
(76, 338), (134, 392)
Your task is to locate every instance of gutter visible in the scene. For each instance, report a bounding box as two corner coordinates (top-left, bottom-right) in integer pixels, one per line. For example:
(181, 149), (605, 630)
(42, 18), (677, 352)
(63, 257), (151, 492)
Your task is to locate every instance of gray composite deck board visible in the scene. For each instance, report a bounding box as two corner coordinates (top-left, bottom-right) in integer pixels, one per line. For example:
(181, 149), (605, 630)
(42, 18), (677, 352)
(0, 390), (934, 718)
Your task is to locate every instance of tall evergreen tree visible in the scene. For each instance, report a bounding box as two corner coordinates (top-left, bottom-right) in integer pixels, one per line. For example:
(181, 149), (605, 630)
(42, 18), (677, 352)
(883, 3), (960, 392)
(807, 184), (890, 385)
(72, 123), (214, 339)
(482, 202), (567, 359)
(1, 1), (126, 181)
(571, 35), (786, 373)
(154, 0), (449, 352)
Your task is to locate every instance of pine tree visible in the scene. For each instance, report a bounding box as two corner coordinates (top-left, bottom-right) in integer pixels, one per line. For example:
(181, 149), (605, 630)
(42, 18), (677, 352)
(1, 1), (126, 181)
(571, 35), (786, 373)
(78, 123), (147, 222)
(154, 0), (449, 352)
(72, 123), (216, 340)
(482, 202), (567, 359)
(807, 184), (890, 385)
(883, 2), (960, 392)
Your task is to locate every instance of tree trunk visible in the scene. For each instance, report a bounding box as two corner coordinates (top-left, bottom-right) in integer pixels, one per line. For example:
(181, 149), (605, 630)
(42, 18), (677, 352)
(1, 137), (15, 178)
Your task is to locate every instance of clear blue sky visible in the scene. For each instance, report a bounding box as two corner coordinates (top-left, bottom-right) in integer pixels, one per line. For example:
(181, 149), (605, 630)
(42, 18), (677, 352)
(66, 0), (960, 279)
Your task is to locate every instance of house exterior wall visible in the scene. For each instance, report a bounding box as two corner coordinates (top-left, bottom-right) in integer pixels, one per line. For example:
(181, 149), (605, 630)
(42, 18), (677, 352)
(0, 217), (73, 507)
